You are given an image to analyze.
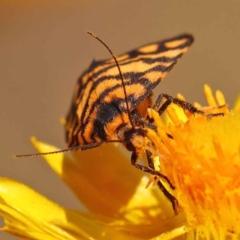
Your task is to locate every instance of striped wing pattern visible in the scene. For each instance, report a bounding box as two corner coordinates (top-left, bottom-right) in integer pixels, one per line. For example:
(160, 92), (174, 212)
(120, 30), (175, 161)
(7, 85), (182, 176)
(65, 33), (194, 147)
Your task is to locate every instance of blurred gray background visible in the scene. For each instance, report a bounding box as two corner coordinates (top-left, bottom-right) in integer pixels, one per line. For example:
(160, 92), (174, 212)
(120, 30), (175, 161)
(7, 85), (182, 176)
(0, 1), (239, 239)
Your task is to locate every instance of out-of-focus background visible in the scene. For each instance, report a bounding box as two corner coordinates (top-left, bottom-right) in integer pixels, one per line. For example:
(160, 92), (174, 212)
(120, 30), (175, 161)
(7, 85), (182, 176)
(0, 1), (239, 239)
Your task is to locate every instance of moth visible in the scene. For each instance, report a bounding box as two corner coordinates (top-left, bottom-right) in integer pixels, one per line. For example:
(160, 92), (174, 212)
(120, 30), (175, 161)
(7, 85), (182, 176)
(17, 32), (206, 212)
(65, 32), (198, 212)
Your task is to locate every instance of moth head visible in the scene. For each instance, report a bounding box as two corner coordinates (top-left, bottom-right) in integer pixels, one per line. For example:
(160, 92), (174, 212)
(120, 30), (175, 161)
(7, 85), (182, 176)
(123, 127), (147, 152)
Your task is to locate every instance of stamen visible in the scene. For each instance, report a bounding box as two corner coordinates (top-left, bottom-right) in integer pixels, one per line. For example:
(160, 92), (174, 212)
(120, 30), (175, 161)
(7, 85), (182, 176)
(204, 84), (217, 106)
(215, 90), (226, 106)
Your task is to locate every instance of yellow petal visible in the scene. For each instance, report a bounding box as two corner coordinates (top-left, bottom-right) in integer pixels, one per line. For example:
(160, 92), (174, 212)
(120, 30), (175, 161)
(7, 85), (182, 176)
(31, 139), (187, 238)
(150, 225), (192, 240)
(31, 138), (143, 216)
(0, 177), (141, 240)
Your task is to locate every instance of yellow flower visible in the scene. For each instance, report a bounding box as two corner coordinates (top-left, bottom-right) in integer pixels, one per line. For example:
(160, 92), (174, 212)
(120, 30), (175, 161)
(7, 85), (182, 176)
(0, 84), (239, 239)
(147, 84), (240, 239)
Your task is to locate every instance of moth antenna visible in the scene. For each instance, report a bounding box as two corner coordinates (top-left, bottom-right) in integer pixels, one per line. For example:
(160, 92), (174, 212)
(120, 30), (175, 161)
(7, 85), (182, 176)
(14, 147), (79, 158)
(87, 31), (135, 128)
(14, 140), (122, 158)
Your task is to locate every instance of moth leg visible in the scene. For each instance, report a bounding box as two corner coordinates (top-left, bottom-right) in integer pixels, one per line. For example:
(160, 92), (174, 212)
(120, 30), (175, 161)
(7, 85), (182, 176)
(153, 93), (173, 116)
(153, 93), (224, 118)
(131, 151), (175, 189)
(146, 149), (154, 169)
(156, 176), (178, 215)
(146, 150), (178, 214)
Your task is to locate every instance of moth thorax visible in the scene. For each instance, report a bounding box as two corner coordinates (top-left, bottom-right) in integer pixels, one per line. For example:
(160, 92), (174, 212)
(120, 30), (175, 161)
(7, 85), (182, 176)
(123, 127), (147, 152)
